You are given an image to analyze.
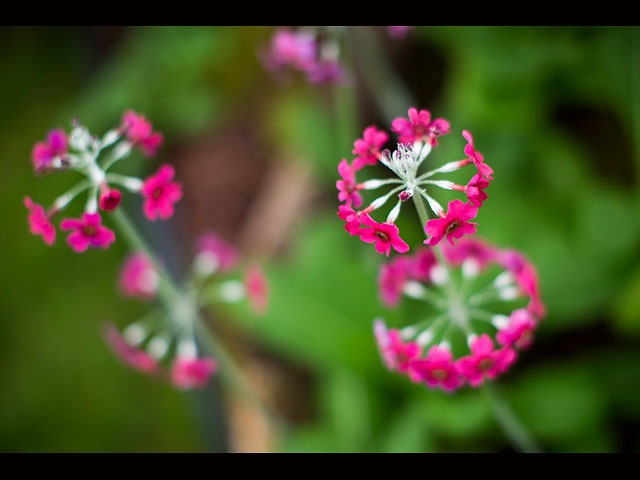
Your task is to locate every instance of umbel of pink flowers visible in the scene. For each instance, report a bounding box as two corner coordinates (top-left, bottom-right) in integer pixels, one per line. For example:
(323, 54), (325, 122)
(260, 27), (347, 85)
(261, 26), (414, 86)
(25, 110), (182, 252)
(108, 233), (269, 390)
(375, 238), (545, 392)
(337, 107), (493, 257)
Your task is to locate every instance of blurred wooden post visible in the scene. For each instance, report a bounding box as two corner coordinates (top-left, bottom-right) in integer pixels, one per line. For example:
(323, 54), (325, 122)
(229, 157), (316, 452)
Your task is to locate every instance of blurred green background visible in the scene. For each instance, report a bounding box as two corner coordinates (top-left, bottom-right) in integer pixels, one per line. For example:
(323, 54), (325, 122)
(1, 26), (638, 452)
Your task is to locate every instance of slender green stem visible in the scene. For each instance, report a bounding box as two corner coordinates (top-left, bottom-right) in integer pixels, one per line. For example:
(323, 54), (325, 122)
(52, 179), (91, 210)
(193, 315), (287, 436)
(348, 27), (412, 123)
(411, 189), (431, 229)
(484, 383), (541, 453)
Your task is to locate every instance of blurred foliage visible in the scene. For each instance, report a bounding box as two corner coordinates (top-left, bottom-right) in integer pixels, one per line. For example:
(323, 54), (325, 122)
(1, 26), (638, 452)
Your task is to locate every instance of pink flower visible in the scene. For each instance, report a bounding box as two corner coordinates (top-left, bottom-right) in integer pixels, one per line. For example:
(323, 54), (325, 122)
(119, 253), (158, 299)
(32, 128), (68, 172)
(498, 249), (546, 318)
(378, 257), (412, 307)
(496, 309), (537, 349)
(441, 237), (497, 270)
(352, 126), (389, 170)
(171, 356), (218, 390)
(99, 187), (122, 212)
(373, 320), (421, 373)
(358, 213), (410, 257)
(196, 233), (239, 272)
(466, 173), (490, 206)
(408, 345), (462, 392)
(409, 248), (438, 282)
(103, 323), (159, 374)
(336, 159), (363, 208)
(424, 200), (478, 247)
(141, 164), (182, 221)
(462, 130), (493, 180)
(121, 110), (164, 157)
(24, 196), (56, 245)
(456, 334), (517, 387)
(387, 26), (413, 38)
(60, 212), (116, 253)
(269, 29), (317, 71)
(306, 60), (346, 85)
(245, 265), (269, 314)
(337, 205), (361, 235)
(391, 107), (451, 145)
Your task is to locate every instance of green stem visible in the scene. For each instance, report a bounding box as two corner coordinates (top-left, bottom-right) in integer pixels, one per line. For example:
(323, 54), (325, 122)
(484, 383), (542, 453)
(348, 27), (413, 123)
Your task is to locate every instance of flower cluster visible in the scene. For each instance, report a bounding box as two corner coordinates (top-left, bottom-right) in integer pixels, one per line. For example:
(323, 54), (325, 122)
(25, 111), (182, 252)
(337, 107), (493, 257)
(261, 27), (347, 85)
(387, 26), (413, 38)
(374, 239), (544, 391)
(106, 232), (269, 390)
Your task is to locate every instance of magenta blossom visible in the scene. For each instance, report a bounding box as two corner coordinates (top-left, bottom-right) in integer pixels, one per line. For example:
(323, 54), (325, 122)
(408, 345), (462, 392)
(171, 356), (218, 390)
(456, 334), (517, 387)
(337, 205), (361, 236)
(103, 324), (159, 374)
(391, 107), (451, 145)
(441, 237), (497, 270)
(378, 248), (438, 307)
(269, 29), (317, 71)
(466, 173), (490, 206)
(424, 200), (478, 247)
(141, 164), (183, 221)
(119, 253), (158, 300)
(60, 212), (116, 253)
(306, 60), (346, 85)
(121, 110), (164, 157)
(99, 187), (122, 212)
(498, 249), (546, 318)
(245, 265), (269, 315)
(24, 196), (56, 245)
(196, 232), (239, 272)
(409, 248), (438, 282)
(352, 126), (389, 170)
(496, 309), (537, 349)
(462, 130), (493, 181)
(32, 128), (68, 173)
(358, 213), (410, 257)
(387, 26), (413, 38)
(336, 159), (363, 208)
(384, 330), (421, 373)
(378, 257), (412, 307)
(373, 320), (421, 373)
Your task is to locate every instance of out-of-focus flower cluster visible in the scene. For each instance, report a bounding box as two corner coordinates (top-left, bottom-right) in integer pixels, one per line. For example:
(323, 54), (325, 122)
(260, 27), (347, 85)
(261, 26), (414, 86)
(25, 111), (181, 252)
(374, 239), (545, 391)
(106, 232), (269, 390)
(337, 107), (493, 257)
